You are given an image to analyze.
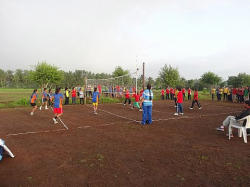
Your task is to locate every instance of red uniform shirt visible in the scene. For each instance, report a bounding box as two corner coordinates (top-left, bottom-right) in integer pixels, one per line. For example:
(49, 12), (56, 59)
(161, 89), (164, 95)
(125, 91), (130, 99)
(170, 88), (173, 94)
(177, 91), (183, 103)
(233, 88), (237, 95)
(98, 85), (102, 94)
(72, 90), (76, 97)
(240, 89), (244, 96)
(133, 94), (140, 102)
(193, 91), (198, 100)
(182, 88), (186, 93)
(188, 89), (192, 95)
(166, 88), (169, 94)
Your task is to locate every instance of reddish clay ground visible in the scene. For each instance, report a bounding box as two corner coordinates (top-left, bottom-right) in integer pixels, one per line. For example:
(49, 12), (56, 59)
(0, 99), (250, 186)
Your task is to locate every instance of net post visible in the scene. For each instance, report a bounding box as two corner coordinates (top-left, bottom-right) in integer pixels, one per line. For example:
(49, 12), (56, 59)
(84, 75), (87, 104)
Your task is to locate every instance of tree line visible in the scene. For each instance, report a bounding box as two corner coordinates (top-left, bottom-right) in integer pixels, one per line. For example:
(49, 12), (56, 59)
(1, 62), (249, 90)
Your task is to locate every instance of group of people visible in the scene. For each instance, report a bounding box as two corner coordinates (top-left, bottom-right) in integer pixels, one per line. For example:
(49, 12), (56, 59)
(174, 88), (202, 116)
(161, 87), (193, 101)
(211, 86), (250, 103)
(30, 88), (64, 124)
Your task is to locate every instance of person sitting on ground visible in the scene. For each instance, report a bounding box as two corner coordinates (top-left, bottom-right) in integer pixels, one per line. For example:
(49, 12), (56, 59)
(216, 100), (250, 137)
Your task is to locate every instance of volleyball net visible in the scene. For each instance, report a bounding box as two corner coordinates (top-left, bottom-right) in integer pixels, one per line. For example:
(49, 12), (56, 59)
(86, 66), (143, 97)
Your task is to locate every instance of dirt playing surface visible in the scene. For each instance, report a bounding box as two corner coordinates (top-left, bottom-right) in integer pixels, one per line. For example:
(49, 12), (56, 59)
(0, 99), (250, 186)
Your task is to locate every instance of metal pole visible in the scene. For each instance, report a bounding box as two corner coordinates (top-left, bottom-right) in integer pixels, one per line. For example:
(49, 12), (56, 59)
(84, 75), (87, 104)
(143, 62), (145, 91)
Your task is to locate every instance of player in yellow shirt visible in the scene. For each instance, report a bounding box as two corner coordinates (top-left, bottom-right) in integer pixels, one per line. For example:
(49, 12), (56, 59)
(211, 87), (216, 100)
(174, 88), (179, 107)
(223, 86), (228, 101)
(219, 87), (223, 101)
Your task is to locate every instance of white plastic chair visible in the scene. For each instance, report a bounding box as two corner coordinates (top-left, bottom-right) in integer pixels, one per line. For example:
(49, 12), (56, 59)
(228, 115), (250, 143)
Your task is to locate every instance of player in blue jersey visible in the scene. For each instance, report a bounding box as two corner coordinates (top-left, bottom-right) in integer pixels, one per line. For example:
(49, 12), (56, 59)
(40, 88), (49, 110)
(50, 87), (64, 124)
(92, 87), (100, 115)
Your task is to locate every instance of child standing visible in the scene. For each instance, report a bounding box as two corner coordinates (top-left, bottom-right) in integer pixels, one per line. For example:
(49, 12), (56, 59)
(40, 88), (49, 110)
(190, 89), (202, 109)
(92, 87), (100, 115)
(50, 87), (64, 124)
(187, 88), (192, 100)
(174, 88), (183, 115)
(79, 87), (84, 105)
(71, 87), (76, 105)
(30, 89), (40, 116)
(166, 87), (170, 100)
(64, 87), (70, 105)
(161, 89), (164, 100)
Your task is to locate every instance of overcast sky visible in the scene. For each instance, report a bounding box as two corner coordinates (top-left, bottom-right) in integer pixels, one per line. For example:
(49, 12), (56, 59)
(1, 0), (250, 81)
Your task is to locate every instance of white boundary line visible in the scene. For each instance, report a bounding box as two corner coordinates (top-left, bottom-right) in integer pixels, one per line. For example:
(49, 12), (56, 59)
(50, 106), (69, 130)
(4, 105), (240, 137)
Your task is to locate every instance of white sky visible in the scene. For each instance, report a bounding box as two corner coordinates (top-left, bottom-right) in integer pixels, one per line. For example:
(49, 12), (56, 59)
(1, 0), (250, 81)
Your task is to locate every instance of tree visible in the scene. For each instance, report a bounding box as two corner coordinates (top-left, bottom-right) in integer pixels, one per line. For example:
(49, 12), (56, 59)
(227, 76), (238, 87)
(237, 73), (250, 87)
(30, 61), (64, 90)
(0, 69), (6, 88)
(186, 79), (194, 89)
(146, 77), (155, 86)
(6, 70), (14, 87)
(112, 66), (132, 86)
(177, 77), (186, 88)
(200, 71), (221, 87)
(23, 70), (32, 88)
(158, 64), (180, 88)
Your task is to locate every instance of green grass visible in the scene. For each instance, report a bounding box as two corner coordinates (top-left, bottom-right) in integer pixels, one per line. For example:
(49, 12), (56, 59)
(0, 89), (212, 108)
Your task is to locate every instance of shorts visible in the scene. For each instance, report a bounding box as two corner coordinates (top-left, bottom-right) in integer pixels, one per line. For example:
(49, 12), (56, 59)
(54, 108), (63, 114)
(43, 98), (48, 102)
(30, 103), (36, 107)
(93, 102), (98, 107)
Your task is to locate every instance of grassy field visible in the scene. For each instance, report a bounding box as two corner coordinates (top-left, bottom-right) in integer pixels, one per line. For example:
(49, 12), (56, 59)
(0, 88), (212, 108)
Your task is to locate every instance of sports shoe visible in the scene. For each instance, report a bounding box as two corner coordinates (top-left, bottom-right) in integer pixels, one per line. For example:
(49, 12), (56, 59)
(94, 112), (97, 115)
(45, 107), (49, 110)
(131, 107), (134, 110)
(174, 113), (178, 115)
(190, 108), (193, 109)
(199, 107), (202, 109)
(0, 155), (2, 161)
(139, 109), (143, 111)
(180, 113), (183, 115)
(124, 104), (125, 106)
(30, 112), (34, 116)
(94, 110), (96, 113)
(39, 106), (42, 110)
(226, 134), (233, 138)
(216, 127), (224, 132)
(140, 122), (145, 125)
(175, 106), (177, 107)
(53, 118), (58, 124)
